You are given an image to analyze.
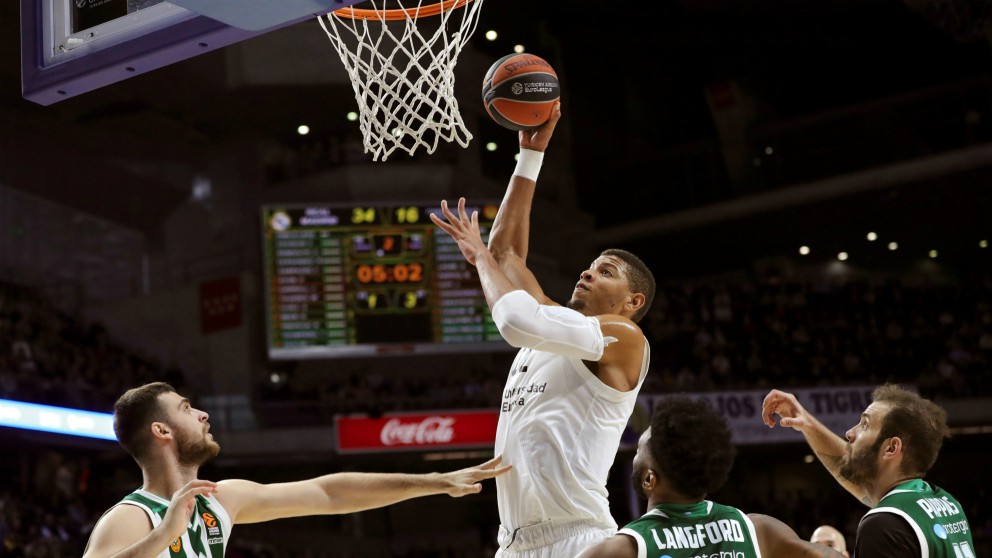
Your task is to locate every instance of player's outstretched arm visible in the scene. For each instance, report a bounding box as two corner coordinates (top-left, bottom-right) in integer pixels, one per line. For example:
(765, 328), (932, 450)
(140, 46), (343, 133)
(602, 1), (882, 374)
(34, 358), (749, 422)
(761, 389), (871, 506)
(750, 514), (848, 558)
(217, 455), (511, 524)
(486, 103), (562, 303)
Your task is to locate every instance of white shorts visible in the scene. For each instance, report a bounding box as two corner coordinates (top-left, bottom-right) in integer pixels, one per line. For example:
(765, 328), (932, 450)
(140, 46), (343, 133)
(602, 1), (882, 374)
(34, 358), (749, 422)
(495, 519), (616, 558)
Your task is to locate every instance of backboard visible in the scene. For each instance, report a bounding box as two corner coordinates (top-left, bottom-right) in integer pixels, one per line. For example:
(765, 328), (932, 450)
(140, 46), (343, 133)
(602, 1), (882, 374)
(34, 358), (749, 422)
(20, 0), (365, 105)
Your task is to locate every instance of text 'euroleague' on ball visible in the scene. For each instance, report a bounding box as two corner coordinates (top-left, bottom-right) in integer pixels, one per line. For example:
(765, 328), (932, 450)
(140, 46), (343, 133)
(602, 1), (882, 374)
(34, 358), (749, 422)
(482, 53), (560, 131)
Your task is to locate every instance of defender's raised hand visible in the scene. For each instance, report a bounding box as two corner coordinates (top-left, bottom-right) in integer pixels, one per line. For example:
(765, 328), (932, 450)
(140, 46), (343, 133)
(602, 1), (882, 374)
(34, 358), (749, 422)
(162, 480), (219, 542)
(761, 389), (812, 431)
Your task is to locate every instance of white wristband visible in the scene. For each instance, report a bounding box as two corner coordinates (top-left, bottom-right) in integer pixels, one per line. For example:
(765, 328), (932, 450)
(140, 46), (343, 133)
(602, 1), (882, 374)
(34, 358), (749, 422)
(513, 149), (544, 182)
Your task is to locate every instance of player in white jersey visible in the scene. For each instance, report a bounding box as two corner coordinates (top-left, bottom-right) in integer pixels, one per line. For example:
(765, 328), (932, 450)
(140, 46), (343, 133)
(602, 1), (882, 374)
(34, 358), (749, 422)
(431, 102), (656, 558)
(82, 382), (511, 558)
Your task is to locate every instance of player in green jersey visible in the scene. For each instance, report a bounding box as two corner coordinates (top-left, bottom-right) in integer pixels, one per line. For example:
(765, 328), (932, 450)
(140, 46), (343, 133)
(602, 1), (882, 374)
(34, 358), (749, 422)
(762, 383), (975, 558)
(82, 382), (511, 558)
(577, 394), (846, 558)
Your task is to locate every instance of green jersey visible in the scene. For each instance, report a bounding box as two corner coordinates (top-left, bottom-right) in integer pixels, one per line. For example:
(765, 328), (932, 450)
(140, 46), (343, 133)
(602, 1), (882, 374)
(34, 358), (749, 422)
(113, 488), (232, 558)
(618, 500), (762, 558)
(861, 479), (974, 558)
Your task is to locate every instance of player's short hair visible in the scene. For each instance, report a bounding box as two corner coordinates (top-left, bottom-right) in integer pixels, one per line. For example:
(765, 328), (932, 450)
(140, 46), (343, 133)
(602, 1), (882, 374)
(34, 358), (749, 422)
(113, 382), (175, 462)
(601, 248), (656, 323)
(872, 383), (950, 475)
(648, 394), (736, 499)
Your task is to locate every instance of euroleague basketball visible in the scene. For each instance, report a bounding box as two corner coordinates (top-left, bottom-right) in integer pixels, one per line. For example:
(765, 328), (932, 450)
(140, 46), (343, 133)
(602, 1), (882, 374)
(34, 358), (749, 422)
(482, 53), (560, 131)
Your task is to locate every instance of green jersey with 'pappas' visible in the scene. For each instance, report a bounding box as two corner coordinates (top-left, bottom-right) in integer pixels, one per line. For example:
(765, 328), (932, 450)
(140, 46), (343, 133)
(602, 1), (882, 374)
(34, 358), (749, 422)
(862, 479), (974, 558)
(112, 488), (232, 558)
(618, 500), (762, 558)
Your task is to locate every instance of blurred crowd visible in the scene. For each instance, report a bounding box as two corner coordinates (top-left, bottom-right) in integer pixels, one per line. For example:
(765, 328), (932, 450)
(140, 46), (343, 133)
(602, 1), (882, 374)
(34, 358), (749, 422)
(0, 282), (186, 414)
(0, 450), (96, 557)
(639, 273), (992, 400)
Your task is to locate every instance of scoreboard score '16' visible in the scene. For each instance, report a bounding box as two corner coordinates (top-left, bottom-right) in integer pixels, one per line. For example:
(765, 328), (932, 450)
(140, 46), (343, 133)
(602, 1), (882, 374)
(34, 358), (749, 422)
(261, 202), (510, 359)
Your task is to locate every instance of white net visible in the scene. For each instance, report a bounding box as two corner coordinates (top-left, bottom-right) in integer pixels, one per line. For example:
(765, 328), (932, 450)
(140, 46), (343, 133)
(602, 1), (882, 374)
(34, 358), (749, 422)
(318, 0), (485, 162)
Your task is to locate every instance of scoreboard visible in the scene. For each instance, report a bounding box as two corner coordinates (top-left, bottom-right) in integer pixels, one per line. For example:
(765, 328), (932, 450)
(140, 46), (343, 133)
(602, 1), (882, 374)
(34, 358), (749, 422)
(261, 202), (511, 359)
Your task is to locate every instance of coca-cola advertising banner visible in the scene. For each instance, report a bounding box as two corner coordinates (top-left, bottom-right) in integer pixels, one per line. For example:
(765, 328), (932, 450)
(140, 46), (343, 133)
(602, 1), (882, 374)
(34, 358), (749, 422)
(335, 411), (499, 453)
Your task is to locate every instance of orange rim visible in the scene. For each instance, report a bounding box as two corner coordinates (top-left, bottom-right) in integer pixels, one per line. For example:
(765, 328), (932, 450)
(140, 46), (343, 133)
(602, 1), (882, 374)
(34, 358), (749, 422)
(332, 0), (473, 20)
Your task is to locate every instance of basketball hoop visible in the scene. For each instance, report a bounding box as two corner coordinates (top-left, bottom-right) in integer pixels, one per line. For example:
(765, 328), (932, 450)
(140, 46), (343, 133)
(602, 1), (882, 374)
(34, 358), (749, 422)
(318, 0), (484, 162)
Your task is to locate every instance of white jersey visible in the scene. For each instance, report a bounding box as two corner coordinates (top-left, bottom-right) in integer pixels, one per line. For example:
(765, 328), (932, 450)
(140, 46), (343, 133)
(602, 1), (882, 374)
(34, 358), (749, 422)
(494, 337), (650, 532)
(109, 488), (232, 558)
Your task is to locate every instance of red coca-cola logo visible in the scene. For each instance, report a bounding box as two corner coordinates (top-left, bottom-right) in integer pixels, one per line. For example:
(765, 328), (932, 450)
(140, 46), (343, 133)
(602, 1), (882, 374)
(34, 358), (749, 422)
(379, 416), (455, 445)
(336, 411), (498, 453)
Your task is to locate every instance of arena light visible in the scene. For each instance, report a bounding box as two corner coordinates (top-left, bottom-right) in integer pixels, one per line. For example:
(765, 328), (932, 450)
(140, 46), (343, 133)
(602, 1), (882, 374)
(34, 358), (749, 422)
(867, 232), (877, 241)
(0, 399), (116, 441)
(837, 252), (849, 261)
(799, 246), (810, 255)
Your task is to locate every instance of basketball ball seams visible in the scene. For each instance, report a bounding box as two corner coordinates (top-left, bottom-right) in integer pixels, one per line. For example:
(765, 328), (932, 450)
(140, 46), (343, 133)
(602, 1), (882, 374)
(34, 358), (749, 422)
(493, 70), (557, 79)
(496, 57), (556, 76)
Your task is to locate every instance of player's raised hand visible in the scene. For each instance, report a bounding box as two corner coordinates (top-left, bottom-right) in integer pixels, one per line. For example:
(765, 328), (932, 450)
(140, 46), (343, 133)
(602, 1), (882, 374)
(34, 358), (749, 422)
(430, 198), (487, 266)
(761, 389), (811, 431)
(161, 480), (218, 541)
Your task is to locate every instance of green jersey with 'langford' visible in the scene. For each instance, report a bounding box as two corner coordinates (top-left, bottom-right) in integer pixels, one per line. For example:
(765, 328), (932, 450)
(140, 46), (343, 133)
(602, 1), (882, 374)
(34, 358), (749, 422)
(862, 479), (974, 558)
(618, 500), (762, 558)
(109, 488), (232, 558)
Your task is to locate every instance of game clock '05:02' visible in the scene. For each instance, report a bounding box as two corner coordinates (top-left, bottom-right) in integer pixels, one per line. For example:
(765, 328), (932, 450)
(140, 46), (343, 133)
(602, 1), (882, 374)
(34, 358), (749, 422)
(354, 263), (425, 284)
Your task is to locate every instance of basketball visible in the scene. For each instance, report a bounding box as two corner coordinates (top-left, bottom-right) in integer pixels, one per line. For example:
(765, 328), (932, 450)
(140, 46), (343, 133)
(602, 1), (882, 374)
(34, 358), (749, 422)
(482, 53), (560, 131)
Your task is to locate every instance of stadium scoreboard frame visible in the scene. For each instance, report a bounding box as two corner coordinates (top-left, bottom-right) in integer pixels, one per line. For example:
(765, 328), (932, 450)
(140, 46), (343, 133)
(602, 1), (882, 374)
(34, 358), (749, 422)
(261, 201), (512, 360)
